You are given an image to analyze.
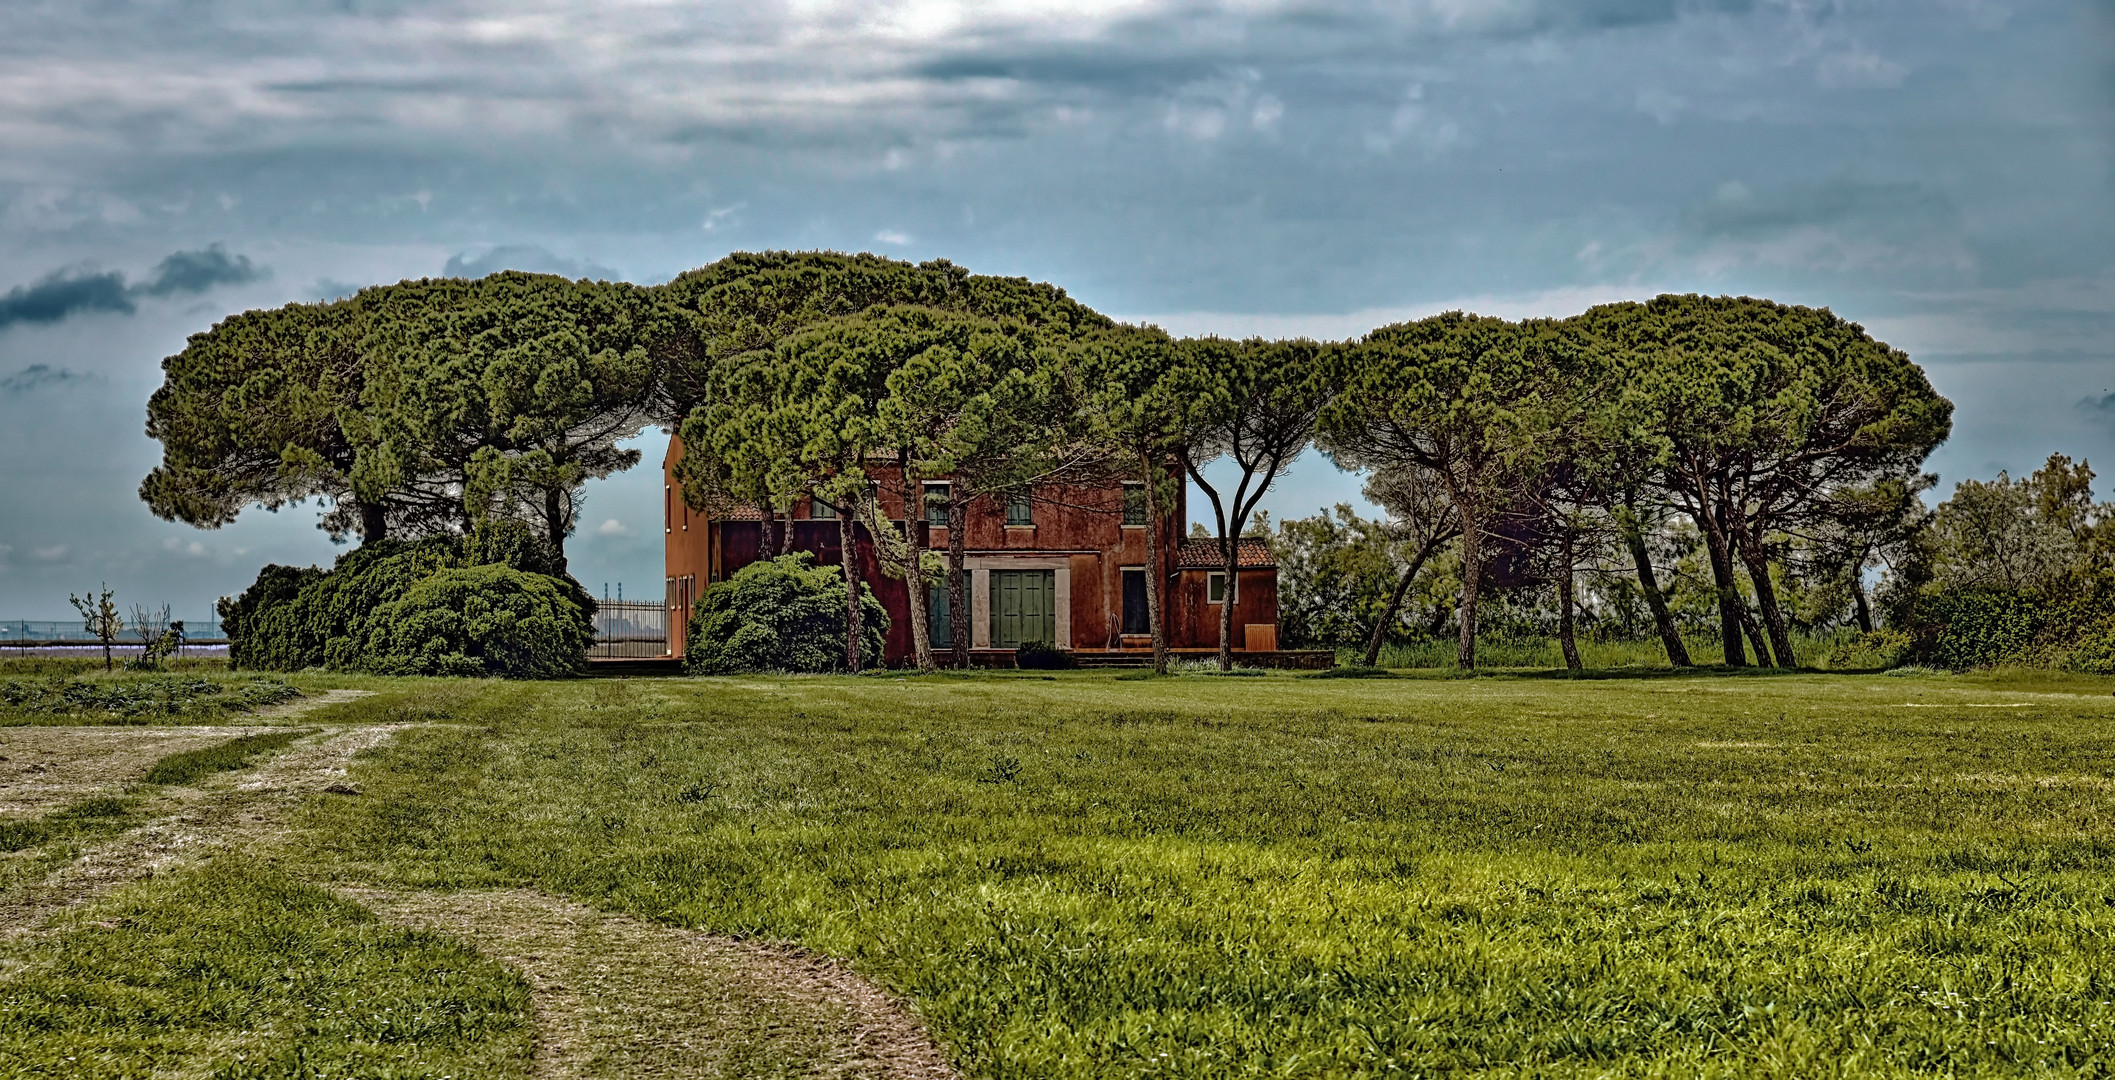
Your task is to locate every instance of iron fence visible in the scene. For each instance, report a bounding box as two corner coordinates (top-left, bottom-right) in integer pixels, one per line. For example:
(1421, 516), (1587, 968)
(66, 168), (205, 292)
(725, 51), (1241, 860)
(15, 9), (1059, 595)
(592, 600), (668, 659)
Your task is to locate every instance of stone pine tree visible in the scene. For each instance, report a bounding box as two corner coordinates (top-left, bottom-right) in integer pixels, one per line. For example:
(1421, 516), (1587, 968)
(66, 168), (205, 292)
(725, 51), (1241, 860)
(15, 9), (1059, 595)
(1177, 337), (1333, 670)
(141, 298), (405, 544)
(1580, 295), (1952, 668)
(362, 272), (654, 572)
(1073, 326), (1190, 675)
(872, 308), (1062, 671)
(1320, 313), (1572, 669)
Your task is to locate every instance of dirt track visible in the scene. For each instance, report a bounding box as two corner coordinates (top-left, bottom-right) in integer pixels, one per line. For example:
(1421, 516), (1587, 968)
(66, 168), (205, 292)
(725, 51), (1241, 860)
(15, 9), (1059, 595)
(0, 691), (959, 1079)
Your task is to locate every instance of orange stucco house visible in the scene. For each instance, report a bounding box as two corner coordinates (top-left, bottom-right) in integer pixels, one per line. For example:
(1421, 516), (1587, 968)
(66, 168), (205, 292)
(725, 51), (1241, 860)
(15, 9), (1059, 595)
(661, 435), (1292, 666)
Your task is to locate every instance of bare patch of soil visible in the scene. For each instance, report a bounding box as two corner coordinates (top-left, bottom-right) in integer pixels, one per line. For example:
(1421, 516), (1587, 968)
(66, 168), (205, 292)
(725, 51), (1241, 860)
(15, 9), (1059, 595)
(344, 888), (959, 1080)
(0, 723), (409, 939)
(0, 727), (269, 816)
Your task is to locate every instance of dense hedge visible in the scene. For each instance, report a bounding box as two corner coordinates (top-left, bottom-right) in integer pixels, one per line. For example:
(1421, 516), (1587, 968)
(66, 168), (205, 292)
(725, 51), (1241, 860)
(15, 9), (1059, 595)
(1895, 588), (2115, 672)
(220, 521), (594, 677)
(685, 553), (887, 674)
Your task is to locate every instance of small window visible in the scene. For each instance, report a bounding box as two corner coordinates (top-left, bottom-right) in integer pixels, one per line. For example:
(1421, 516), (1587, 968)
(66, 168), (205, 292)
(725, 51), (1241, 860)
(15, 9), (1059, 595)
(810, 498), (837, 520)
(1207, 571), (1232, 604)
(1122, 483), (1146, 527)
(924, 483), (950, 527)
(664, 486), (672, 534)
(1006, 491), (1034, 526)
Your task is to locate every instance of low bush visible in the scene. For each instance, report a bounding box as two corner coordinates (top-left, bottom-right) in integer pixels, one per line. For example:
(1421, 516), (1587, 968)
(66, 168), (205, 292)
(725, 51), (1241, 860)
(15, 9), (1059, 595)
(1821, 629), (1913, 671)
(1015, 641), (1074, 670)
(221, 520), (594, 677)
(685, 553), (888, 674)
(359, 565), (595, 678)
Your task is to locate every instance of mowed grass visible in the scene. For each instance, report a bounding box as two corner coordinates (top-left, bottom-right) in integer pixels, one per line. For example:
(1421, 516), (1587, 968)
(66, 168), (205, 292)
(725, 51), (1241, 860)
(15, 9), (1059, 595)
(280, 668), (2115, 1078)
(0, 862), (533, 1080)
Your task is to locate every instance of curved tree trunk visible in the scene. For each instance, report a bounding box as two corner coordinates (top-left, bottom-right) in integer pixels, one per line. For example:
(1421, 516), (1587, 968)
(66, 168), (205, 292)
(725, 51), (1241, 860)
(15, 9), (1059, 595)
(1143, 452), (1169, 675)
(544, 487), (569, 574)
(1456, 500), (1481, 670)
(358, 500), (388, 546)
(838, 511), (863, 673)
(1217, 539), (1237, 671)
(948, 496), (970, 670)
(1693, 499), (1748, 667)
(1727, 510), (1796, 668)
(1558, 525), (1582, 672)
(757, 502), (779, 561)
(1362, 537), (1439, 668)
(1850, 559), (1874, 634)
(898, 464), (934, 674)
(1619, 492), (1690, 667)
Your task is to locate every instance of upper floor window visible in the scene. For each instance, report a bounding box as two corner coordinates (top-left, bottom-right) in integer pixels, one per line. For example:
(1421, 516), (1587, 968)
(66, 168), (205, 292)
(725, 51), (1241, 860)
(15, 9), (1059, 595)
(924, 483), (950, 527)
(1006, 491), (1034, 526)
(1122, 483), (1147, 527)
(810, 498), (837, 520)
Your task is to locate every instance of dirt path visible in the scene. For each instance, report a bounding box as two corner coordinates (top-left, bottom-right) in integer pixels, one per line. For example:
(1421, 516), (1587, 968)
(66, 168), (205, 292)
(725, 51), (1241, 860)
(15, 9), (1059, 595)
(0, 719), (404, 938)
(0, 691), (962, 1079)
(346, 887), (958, 1080)
(0, 726), (271, 816)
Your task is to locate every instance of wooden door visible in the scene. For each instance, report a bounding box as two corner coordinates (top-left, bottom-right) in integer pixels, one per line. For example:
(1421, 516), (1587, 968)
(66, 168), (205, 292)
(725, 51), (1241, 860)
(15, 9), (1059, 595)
(990, 570), (1056, 648)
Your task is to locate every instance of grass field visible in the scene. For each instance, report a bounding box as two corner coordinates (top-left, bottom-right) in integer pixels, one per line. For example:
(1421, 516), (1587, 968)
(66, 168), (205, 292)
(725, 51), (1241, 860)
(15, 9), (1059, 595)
(9, 663), (2115, 1077)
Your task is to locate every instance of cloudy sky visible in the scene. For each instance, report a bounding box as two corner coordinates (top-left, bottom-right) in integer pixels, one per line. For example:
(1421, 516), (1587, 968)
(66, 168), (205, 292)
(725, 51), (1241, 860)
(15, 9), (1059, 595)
(2, 0), (2110, 620)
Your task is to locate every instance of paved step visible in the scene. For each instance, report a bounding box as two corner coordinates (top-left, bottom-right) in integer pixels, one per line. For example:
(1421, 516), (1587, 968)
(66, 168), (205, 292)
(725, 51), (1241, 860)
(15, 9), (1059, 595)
(586, 657), (684, 677)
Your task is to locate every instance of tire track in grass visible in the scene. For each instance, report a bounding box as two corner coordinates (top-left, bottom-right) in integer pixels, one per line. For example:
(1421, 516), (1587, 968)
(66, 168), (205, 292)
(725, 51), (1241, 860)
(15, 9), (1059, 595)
(343, 887), (958, 1080)
(0, 688), (959, 1078)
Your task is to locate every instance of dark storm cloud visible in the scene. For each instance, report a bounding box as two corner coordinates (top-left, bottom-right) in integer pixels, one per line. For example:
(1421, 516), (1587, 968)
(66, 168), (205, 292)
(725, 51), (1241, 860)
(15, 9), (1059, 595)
(134, 245), (264, 298)
(0, 270), (133, 328)
(0, 247), (265, 331)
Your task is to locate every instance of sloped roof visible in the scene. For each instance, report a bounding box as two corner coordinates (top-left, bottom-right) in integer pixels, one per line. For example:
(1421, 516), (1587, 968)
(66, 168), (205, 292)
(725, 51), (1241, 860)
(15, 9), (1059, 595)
(1177, 537), (1276, 570)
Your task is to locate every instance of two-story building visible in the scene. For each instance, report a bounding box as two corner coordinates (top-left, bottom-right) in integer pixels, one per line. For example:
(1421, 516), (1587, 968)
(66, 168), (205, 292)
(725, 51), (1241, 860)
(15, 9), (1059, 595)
(662, 435), (1281, 665)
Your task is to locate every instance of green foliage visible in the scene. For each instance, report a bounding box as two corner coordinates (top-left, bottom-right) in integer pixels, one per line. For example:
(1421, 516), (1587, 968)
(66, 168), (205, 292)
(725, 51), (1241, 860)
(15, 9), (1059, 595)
(300, 671), (2115, 1078)
(221, 520), (592, 677)
(0, 862), (532, 1078)
(1906, 590), (2045, 670)
(0, 675), (298, 723)
(1013, 641), (1074, 670)
(1821, 629), (1914, 671)
(142, 729), (308, 785)
(359, 565), (594, 678)
(684, 553), (888, 674)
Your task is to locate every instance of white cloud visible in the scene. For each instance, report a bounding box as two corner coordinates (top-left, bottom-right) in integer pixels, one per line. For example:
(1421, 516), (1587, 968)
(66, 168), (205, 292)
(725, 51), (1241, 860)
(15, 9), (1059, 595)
(1816, 50), (1909, 90)
(32, 545), (67, 561)
(597, 518), (630, 536)
(873, 229), (913, 245)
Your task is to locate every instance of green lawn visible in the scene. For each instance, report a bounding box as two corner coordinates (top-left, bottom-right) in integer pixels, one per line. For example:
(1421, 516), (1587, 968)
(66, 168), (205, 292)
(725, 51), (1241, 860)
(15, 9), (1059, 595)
(264, 667), (2115, 1078)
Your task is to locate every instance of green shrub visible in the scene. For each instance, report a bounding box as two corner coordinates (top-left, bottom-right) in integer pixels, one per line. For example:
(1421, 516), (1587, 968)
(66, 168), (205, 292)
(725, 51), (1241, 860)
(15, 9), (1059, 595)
(1907, 590), (2044, 670)
(1821, 629), (1913, 671)
(359, 565), (593, 678)
(685, 553), (888, 674)
(221, 521), (594, 677)
(1015, 641), (1074, 670)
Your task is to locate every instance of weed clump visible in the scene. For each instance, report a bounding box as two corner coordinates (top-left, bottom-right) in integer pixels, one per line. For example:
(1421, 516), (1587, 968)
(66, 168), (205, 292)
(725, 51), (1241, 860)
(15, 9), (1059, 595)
(0, 676), (298, 723)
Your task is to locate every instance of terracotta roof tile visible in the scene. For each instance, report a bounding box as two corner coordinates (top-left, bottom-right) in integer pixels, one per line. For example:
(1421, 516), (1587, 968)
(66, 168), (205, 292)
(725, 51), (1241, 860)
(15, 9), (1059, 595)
(1177, 537), (1276, 570)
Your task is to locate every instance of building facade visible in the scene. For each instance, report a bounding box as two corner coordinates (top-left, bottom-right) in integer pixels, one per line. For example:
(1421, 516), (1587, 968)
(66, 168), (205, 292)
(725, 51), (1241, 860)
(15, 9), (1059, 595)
(662, 435), (1279, 665)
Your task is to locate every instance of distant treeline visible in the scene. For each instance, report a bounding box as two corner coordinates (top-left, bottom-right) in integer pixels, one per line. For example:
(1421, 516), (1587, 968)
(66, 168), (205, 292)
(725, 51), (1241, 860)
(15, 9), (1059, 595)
(154, 250), (2033, 673)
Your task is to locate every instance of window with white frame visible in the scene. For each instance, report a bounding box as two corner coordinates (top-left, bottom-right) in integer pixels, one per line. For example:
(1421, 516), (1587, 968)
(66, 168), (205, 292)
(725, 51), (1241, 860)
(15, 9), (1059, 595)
(1207, 571), (1234, 604)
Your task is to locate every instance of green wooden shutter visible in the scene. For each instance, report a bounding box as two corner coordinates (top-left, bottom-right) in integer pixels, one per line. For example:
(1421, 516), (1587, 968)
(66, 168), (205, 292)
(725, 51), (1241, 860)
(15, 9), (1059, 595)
(928, 585), (952, 650)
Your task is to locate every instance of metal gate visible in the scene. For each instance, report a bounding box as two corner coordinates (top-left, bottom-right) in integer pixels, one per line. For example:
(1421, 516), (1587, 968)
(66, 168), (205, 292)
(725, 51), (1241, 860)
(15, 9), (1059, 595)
(593, 600), (668, 659)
